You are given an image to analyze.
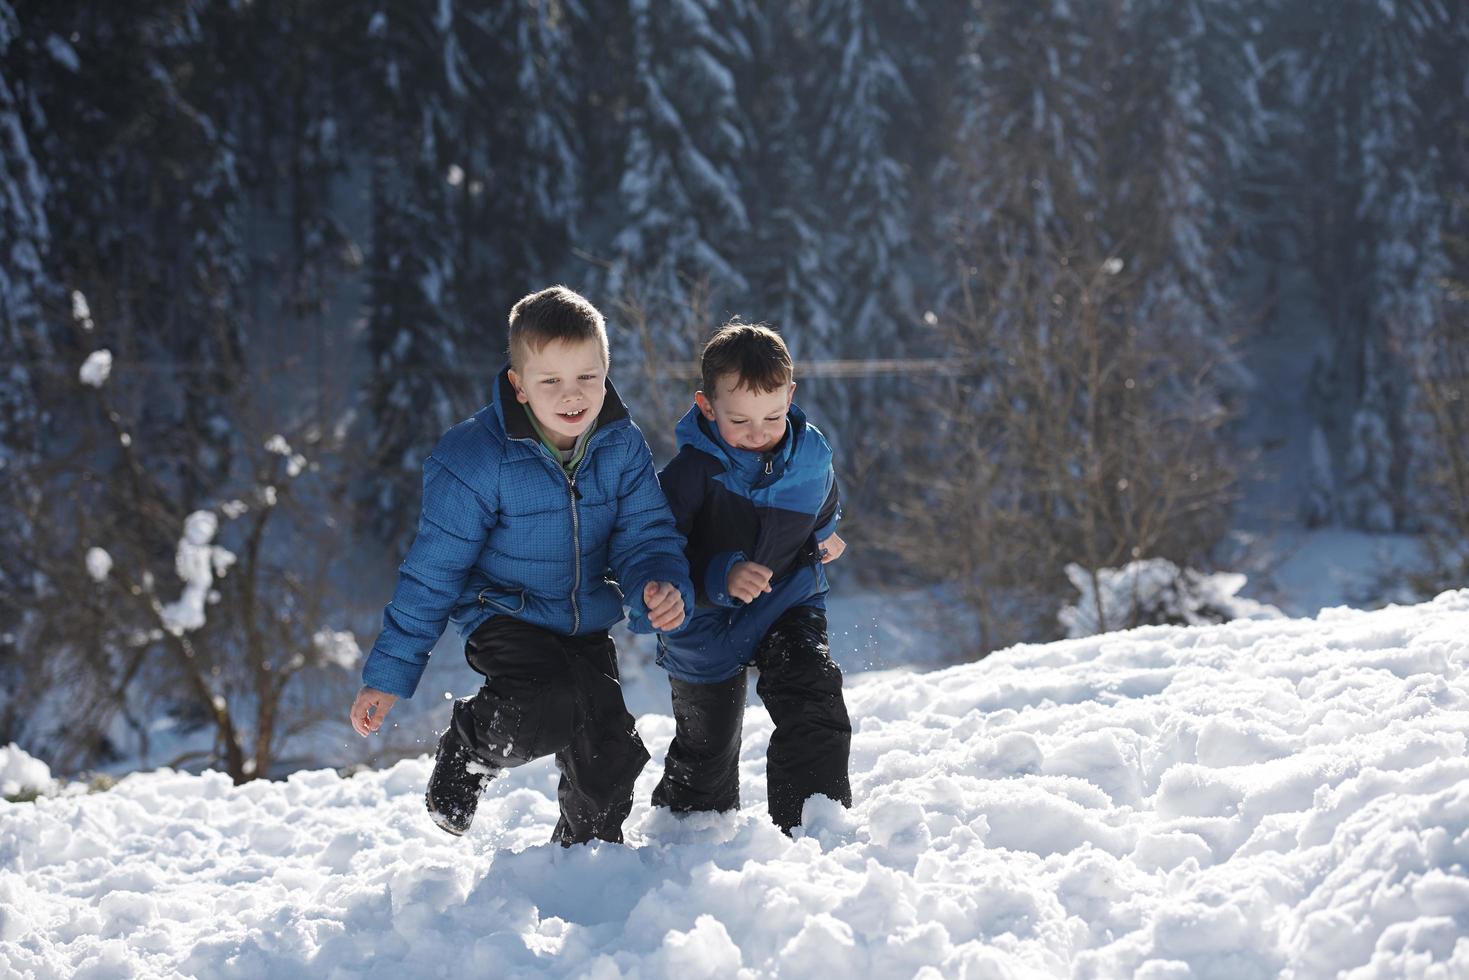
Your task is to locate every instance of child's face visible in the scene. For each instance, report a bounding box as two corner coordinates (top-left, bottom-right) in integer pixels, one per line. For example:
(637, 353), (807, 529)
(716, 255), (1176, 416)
(507, 338), (607, 450)
(696, 374), (795, 453)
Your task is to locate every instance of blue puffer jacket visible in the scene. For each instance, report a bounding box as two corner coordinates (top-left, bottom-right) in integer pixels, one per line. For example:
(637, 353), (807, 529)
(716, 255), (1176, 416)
(361, 367), (694, 698)
(655, 402), (841, 684)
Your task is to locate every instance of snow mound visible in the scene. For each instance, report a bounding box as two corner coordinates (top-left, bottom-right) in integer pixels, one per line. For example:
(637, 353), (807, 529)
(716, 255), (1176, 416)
(3, 591), (1468, 977)
(0, 744), (52, 798)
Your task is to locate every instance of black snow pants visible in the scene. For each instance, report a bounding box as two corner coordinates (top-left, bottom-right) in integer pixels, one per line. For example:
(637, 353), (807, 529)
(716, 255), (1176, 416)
(450, 615), (650, 845)
(651, 605), (852, 834)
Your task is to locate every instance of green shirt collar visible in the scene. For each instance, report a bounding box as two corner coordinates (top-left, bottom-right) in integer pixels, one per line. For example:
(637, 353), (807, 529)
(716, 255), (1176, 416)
(527, 411), (596, 474)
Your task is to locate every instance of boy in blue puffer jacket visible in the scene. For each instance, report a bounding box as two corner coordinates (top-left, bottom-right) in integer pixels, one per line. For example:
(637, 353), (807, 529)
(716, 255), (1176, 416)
(652, 320), (852, 834)
(349, 286), (693, 844)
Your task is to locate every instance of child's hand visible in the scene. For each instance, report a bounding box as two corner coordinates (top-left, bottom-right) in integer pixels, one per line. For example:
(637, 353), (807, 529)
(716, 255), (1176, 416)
(818, 532), (846, 564)
(350, 686), (398, 737)
(727, 561), (774, 603)
(643, 581), (686, 632)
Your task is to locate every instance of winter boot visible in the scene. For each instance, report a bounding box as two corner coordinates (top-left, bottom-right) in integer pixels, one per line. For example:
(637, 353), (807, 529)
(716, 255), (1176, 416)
(425, 727), (496, 836)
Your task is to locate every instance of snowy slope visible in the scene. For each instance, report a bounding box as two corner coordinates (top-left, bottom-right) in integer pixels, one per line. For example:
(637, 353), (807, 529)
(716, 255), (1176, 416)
(3, 592), (1468, 978)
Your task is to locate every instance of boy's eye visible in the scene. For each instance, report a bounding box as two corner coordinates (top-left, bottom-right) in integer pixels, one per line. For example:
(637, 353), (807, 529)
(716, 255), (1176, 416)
(579, 374), (597, 381)
(541, 378), (558, 385)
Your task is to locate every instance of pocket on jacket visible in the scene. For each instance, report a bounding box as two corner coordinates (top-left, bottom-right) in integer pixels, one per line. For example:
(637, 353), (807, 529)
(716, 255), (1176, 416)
(475, 580), (527, 615)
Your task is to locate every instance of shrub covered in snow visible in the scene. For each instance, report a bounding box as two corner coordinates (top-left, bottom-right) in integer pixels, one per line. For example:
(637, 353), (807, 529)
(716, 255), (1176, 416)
(1059, 558), (1282, 638)
(0, 743), (52, 799)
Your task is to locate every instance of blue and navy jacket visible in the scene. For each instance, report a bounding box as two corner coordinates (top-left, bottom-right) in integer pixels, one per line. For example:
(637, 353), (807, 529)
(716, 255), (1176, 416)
(655, 402), (841, 683)
(361, 366), (695, 699)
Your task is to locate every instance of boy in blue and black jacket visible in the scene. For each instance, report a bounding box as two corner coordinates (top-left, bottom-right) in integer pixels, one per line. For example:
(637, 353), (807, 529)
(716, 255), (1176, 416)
(349, 285), (693, 845)
(652, 320), (852, 834)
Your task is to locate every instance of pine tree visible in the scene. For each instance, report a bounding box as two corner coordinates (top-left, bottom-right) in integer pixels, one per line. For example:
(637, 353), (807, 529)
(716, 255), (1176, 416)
(805, 0), (916, 349)
(604, 0), (757, 413)
(1283, 0), (1466, 530)
(948, 0), (1262, 354)
(736, 2), (840, 370)
(734, 0), (920, 437)
(0, 0), (52, 472)
(357, 1), (473, 548)
(356, 1), (595, 547)
(219, 0), (366, 431)
(453, 0), (583, 344)
(0, 0), (57, 745)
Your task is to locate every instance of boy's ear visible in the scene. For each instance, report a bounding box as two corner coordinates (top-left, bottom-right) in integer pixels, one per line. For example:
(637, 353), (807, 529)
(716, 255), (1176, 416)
(507, 368), (529, 404)
(694, 391), (716, 420)
(787, 381), (796, 406)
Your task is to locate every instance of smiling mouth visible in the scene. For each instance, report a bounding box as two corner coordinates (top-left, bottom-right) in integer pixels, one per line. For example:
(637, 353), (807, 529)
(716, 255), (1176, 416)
(559, 408), (588, 421)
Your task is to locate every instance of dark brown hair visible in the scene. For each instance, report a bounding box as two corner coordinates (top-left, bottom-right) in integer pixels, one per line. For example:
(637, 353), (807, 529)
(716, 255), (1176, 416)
(507, 285), (609, 368)
(700, 319), (793, 398)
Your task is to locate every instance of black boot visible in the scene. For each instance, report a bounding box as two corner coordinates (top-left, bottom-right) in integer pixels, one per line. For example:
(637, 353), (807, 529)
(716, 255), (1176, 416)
(425, 727), (496, 836)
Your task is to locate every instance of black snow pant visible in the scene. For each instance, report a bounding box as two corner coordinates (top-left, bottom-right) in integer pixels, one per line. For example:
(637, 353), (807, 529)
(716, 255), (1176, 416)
(651, 605), (852, 834)
(450, 616), (650, 846)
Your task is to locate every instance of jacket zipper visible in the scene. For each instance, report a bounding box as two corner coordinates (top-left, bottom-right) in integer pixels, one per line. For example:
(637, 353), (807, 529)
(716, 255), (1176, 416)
(565, 455), (586, 633)
(512, 431), (590, 634)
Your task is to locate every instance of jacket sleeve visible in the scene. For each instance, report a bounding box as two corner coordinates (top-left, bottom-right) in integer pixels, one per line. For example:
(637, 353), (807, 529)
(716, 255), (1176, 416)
(658, 447), (744, 607)
(360, 456), (496, 698)
(702, 550), (747, 608)
(813, 470), (841, 542)
(609, 431), (695, 633)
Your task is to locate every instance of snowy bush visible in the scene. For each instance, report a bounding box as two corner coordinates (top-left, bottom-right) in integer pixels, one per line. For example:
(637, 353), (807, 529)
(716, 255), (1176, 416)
(1059, 558), (1282, 638)
(0, 743), (52, 799)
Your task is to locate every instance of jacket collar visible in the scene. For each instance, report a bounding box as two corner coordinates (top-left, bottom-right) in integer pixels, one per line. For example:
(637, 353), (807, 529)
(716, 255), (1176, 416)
(490, 363), (629, 443)
(675, 401), (808, 482)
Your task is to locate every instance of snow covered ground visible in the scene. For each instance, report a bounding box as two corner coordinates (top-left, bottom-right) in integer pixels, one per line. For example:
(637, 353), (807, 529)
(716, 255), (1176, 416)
(4, 590), (1468, 978)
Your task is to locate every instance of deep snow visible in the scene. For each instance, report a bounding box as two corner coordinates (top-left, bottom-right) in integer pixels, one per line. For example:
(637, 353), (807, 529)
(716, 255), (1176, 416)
(3, 591), (1468, 978)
